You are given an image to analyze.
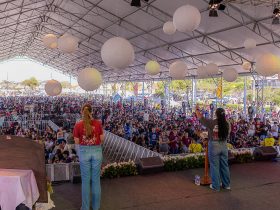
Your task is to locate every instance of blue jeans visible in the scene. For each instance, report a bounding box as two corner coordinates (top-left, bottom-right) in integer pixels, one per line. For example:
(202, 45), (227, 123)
(208, 141), (230, 191)
(79, 145), (103, 210)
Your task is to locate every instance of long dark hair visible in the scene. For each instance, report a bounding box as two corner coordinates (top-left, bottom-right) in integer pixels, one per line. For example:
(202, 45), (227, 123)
(216, 108), (229, 140)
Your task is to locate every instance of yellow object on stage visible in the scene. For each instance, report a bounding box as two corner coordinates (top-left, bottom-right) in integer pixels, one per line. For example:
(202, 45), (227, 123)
(216, 78), (223, 99)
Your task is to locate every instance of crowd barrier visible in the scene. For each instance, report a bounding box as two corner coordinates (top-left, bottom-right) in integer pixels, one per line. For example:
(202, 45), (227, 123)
(1, 120), (49, 133)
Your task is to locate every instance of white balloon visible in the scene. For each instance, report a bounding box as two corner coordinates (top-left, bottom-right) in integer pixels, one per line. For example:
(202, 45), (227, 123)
(45, 80), (62, 96)
(101, 37), (135, 69)
(242, 62), (251, 71)
(223, 68), (238, 82)
(244, 38), (256, 49)
(42, 34), (58, 49)
(196, 66), (208, 79)
(58, 34), (78, 53)
(173, 5), (201, 33)
(169, 61), (187, 80)
(78, 68), (102, 91)
(163, 21), (176, 35)
(205, 63), (219, 75)
(145, 60), (160, 75)
(256, 53), (280, 77)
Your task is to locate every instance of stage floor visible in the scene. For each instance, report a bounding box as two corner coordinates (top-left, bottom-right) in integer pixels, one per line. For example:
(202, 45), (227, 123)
(52, 162), (280, 210)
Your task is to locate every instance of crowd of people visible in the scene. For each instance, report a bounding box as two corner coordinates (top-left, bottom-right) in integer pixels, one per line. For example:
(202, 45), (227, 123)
(102, 102), (280, 154)
(0, 96), (280, 160)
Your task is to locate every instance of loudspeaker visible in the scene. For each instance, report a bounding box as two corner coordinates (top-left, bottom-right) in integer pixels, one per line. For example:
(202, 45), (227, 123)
(253, 147), (278, 161)
(138, 156), (164, 175)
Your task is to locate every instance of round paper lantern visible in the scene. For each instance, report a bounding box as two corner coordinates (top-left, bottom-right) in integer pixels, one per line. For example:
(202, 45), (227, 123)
(101, 37), (135, 69)
(45, 80), (62, 96)
(223, 68), (238, 82)
(58, 34), (78, 53)
(42, 34), (57, 49)
(242, 61), (251, 71)
(163, 21), (176, 35)
(205, 63), (219, 75)
(244, 38), (256, 49)
(169, 61), (187, 80)
(256, 53), (280, 77)
(145, 60), (160, 75)
(173, 5), (201, 33)
(78, 68), (102, 91)
(196, 66), (208, 79)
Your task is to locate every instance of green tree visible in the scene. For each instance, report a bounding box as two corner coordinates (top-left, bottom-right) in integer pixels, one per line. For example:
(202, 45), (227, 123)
(21, 77), (39, 90)
(60, 81), (72, 89)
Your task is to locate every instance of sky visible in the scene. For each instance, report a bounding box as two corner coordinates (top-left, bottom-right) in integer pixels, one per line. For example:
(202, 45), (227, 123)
(0, 57), (77, 83)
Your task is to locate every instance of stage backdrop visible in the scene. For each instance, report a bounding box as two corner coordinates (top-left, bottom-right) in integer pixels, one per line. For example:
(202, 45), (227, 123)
(0, 135), (47, 203)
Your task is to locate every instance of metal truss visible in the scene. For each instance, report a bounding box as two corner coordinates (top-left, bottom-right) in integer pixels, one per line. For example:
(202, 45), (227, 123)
(0, 0), (279, 83)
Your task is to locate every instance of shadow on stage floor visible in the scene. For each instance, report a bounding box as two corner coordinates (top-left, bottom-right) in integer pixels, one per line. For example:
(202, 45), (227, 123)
(52, 162), (280, 210)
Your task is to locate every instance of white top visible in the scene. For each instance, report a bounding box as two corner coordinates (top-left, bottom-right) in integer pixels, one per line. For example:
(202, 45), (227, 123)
(143, 113), (149, 121)
(0, 169), (40, 210)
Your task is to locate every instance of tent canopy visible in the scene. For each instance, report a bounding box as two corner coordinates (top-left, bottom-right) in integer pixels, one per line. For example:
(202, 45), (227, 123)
(0, 0), (279, 82)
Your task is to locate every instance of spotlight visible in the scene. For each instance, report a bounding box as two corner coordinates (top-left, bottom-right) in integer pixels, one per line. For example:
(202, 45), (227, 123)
(208, 0), (226, 16)
(131, 0), (141, 7)
(209, 9), (218, 17)
(272, 17), (280, 25)
(273, 7), (280, 25)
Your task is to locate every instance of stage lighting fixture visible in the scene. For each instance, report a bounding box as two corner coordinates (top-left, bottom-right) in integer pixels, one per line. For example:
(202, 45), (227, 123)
(209, 9), (218, 17)
(131, 0), (141, 7)
(273, 7), (280, 25)
(272, 17), (280, 25)
(208, 0), (226, 16)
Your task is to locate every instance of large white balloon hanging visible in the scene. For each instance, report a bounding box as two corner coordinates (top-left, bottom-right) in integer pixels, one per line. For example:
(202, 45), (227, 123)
(169, 61), (187, 80)
(244, 38), (256, 49)
(242, 61), (251, 71)
(42, 34), (58, 49)
(101, 37), (135, 69)
(145, 60), (160, 75)
(163, 21), (176, 35)
(255, 53), (280, 77)
(45, 80), (62, 96)
(58, 34), (78, 53)
(78, 68), (103, 91)
(223, 68), (238, 82)
(205, 63), (219, 75)
(173, 5), (201, 33)
(196, 66), (208, 79)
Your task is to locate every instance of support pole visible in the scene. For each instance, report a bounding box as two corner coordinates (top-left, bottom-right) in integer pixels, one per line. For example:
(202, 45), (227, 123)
(192, 78), (197, 108)
(142, 81), (145, 102)
(243, 76), (247, 115)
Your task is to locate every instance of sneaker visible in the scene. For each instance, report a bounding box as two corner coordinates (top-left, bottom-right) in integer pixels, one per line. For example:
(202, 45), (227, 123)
(209, 184), (219, 191)
(223, 186), (231, 190)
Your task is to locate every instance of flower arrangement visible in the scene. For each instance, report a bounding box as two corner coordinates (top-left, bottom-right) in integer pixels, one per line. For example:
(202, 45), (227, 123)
(100, 148), (256, 178)
(230, 148), (254, 163)
(163, 154), (205, 171)
(101, 160), (138, 179)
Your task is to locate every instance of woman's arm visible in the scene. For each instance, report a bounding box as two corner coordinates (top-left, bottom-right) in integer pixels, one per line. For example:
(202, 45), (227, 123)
(195, 104), (215, 130)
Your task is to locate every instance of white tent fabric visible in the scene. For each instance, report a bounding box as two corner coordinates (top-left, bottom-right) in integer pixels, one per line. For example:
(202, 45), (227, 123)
(0, 0), (279, 82)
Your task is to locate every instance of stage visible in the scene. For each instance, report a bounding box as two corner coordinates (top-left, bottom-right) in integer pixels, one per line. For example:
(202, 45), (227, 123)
(52, 162), (280, 210)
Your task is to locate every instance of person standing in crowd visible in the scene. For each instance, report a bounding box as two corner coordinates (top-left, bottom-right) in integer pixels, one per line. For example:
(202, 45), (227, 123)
(195, 105), (231, 191)
(56, 127), (64, 144)
(73, 104), (104, 210)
